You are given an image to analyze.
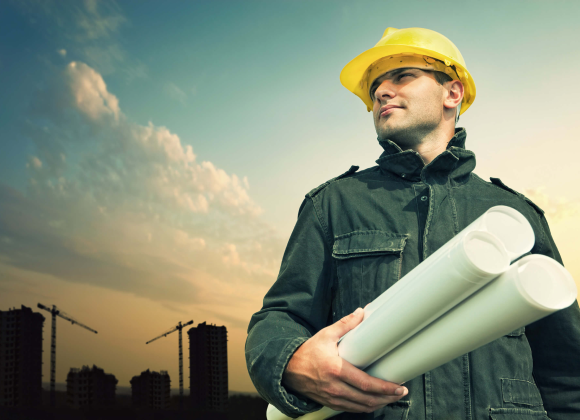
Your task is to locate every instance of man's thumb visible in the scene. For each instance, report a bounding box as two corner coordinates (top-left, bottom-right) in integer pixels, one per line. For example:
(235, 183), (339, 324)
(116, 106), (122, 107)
(330, 307), (364, 340)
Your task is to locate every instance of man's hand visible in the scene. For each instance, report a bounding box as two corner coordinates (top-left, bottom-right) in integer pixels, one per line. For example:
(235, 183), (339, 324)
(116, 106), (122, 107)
(282, 307), (408, 413)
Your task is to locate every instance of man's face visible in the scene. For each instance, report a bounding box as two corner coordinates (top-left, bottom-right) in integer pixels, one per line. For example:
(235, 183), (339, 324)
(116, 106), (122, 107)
(371, 67), (448, 146)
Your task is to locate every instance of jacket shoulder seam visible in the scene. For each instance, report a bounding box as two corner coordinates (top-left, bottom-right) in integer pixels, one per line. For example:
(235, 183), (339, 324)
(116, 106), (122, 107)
(471, 174), (548, 254)
(306, 166), (387, 198)
(471, 174), (526, 200)
(470, 174), (531, 205)
(488, 177), (545, 215)
(306, 165), (360, 198)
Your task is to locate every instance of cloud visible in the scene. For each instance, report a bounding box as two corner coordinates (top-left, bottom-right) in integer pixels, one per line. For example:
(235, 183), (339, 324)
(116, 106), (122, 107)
(222, 244), (241, 266)
(67, 61), (120, 121)
(26, 156), (43, 170)
(14, 0), (146, 80)
(164, 82), (187, 105)
(75, 0), (126, 41)
(523, 187), (579, 222)
(1, 61), (283, 310)
(0, 185), (199, 304)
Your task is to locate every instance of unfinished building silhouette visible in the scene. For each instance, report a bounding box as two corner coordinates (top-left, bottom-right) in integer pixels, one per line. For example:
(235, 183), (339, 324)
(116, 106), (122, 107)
(188, 322), (228, 412)
(66, 365), (117, 408)
(0, 305), (44, 407)
(130, 369), (171, 410)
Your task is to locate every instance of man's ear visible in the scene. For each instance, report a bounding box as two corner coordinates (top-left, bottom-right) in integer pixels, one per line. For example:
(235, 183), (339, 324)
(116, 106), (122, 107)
(444, 80), (464, 110)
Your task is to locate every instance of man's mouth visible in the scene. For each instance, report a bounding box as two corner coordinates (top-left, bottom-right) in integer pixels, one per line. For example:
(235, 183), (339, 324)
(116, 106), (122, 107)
(380, 105), (402, 117)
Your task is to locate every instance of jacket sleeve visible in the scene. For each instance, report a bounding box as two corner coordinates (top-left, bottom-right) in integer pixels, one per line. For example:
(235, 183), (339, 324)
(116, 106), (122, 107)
(526, 212), (580, 419)
(245, 196), (334, 418)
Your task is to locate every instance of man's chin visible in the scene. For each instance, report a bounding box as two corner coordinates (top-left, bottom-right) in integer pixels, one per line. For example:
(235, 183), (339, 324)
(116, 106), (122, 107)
(376, 125), (403, 142)
(376, 127), (421, 149)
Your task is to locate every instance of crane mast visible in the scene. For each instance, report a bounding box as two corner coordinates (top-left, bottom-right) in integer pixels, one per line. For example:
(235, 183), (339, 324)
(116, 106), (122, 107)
(37, 303), (97, 407)
(179, 324), (183, 403)
(146, 319), (193, 410)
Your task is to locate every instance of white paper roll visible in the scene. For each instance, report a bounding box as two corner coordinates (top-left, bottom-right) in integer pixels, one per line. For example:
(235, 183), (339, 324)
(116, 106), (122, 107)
(338, 231), (509, 369)
(440, 205), (535, 262)
(366, 254), (577, 383)
(267, 404), (340, 420)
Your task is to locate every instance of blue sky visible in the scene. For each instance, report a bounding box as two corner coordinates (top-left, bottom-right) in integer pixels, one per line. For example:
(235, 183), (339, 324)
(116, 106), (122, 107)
(1, 0), (579, 393)
(3, 0), (580, 234)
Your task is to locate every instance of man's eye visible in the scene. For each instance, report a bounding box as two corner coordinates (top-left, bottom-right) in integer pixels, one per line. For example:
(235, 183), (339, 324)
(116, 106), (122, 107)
(397, 73), (412, 81)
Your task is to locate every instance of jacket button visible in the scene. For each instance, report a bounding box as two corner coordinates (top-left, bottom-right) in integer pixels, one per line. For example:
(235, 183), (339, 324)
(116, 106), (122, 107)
(421, 196), (428, 201)
(401, 173), (406, 178)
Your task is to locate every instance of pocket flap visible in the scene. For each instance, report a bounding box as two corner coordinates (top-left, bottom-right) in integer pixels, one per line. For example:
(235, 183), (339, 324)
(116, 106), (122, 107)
(490, 407), (548, 419)
(332, 231), (408, 260)
(502, 378), (544, 406)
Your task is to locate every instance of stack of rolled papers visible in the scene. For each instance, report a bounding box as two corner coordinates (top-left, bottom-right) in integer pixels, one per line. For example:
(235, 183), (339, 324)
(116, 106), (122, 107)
(266, 206), (578, 420)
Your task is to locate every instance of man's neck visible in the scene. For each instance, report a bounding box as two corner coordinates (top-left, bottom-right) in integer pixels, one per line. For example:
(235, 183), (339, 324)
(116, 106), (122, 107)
(396, 125), (456, 165)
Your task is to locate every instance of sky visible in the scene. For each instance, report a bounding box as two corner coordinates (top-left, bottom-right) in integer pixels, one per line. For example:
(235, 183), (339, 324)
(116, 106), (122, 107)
(1, 0), (579, 394)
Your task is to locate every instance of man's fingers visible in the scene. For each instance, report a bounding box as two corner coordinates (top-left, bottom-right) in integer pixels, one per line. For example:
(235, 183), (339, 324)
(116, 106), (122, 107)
(324, 394), (382, 414)
(319, 380), (407, 413)
(324, 307), (364, 341)
(339, 359), (407, 397)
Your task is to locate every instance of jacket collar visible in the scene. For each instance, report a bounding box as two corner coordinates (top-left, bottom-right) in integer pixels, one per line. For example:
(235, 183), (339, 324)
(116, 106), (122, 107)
(375, 127), (475, 185)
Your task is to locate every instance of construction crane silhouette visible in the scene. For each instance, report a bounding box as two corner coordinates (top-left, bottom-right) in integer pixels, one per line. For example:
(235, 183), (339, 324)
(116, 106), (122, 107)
(146, 320), (193, 410)
(37, 303), (98, 407)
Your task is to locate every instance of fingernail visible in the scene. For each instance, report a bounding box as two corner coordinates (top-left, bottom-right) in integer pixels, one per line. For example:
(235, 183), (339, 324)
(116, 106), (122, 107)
(354, 307), (363, 315)
(395, 387), (406, 395)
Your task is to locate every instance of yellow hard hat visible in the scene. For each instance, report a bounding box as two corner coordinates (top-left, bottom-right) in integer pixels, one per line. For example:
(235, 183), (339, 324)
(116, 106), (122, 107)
(340, 27), (476, 115)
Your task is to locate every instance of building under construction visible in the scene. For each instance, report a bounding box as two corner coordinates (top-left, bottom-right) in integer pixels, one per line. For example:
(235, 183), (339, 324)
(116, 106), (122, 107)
(188, 322), (228, 411)
(66, 365), (117, 408)
(0, 305), (44, 407)
(130, 369), (171, 410)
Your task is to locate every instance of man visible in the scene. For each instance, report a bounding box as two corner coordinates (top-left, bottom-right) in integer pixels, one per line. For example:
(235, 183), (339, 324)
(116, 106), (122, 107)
(245, 27), (580, 419)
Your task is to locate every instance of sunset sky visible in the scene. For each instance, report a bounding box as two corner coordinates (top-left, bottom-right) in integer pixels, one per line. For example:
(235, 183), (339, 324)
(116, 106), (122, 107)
(1, 0), (579, 394)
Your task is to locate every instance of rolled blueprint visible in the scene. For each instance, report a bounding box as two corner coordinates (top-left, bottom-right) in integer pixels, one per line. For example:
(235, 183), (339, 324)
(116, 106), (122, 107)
(440, 205), (535, 262)
(365, 206), (534, 317)
(275, 255), (576, 420)
(338, 231), (509, 369)
(366, 254), (577, 384)
(339, 205), (533, 368)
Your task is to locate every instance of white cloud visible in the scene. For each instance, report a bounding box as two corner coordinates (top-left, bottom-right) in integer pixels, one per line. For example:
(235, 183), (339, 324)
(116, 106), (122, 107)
(57, 49), (67, 57)
(523, 187), (579, 223)
(1, 61), (283, 312)
(26, 156), (43, 170)
(66, 61), (120, 121)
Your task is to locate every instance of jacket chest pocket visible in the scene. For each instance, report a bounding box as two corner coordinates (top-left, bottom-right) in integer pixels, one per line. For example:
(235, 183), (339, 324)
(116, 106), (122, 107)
(332, 230), (408, 317)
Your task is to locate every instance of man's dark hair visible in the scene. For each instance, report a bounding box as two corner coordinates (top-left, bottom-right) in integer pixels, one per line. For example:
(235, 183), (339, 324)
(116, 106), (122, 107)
(433, 71), (453, 85)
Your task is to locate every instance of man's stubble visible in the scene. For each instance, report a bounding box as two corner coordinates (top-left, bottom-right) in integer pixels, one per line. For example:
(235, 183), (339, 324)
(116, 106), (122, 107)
(373, 85), (446, 150)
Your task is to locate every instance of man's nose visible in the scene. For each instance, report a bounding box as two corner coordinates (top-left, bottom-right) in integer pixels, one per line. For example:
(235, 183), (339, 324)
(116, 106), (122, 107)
(375, 81), (396, 101)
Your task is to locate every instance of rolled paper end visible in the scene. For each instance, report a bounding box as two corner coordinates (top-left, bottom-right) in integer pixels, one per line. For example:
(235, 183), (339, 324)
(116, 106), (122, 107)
(483, 206), (535, 261)
(460, 231), (510, 280)
(266, 404), (342, 420)
(515, 255), (578, 311)
(267, 404), (293, 420)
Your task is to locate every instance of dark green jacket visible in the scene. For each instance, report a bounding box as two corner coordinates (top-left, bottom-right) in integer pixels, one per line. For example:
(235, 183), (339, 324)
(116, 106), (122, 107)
(246, 128), (580, 420)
